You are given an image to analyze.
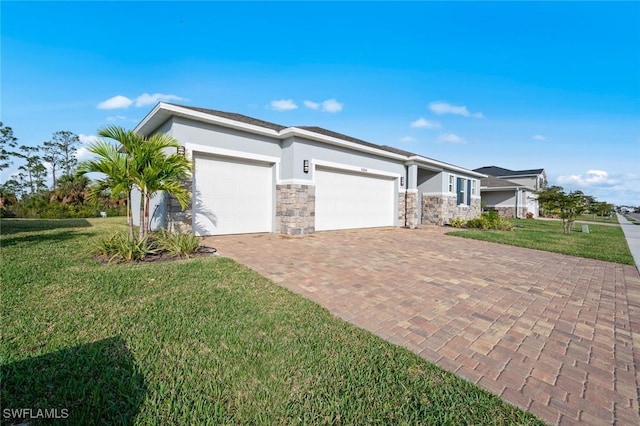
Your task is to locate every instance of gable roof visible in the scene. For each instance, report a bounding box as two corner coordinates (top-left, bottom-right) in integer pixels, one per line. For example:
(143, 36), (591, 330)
(481, 175), (524, 189)
(170, 104), (288, 132)
(473, 166), (544, 177)
(295, 126), (420, 157)
(135, 102), (486, 178)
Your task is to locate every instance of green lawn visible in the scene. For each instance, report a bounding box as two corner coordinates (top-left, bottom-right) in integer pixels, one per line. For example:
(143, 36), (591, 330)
(574, 213), (618, 224)
(448, 218), (634, 265)
(1, 218), (542, 425)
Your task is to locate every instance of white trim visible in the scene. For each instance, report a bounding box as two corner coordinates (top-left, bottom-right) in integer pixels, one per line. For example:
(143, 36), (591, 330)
(277, 178), (315, 185)
(421, 192), (455, 196)
(186, 143), (279, 165)
(137, 103), (280, 138)
(136, 103), (484, 178)
(480, 186), (524, 191)
(188, 143), (281, 189)
(282, 128), (407, 161)
(313, 159), (401, 179)
(410, 156), (486, 178)
(405, 189), (418, 193)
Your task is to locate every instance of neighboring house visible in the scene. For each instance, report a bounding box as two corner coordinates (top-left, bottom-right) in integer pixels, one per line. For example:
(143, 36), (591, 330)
(473, 166), (546, 218)
(133, 103), (485, 236)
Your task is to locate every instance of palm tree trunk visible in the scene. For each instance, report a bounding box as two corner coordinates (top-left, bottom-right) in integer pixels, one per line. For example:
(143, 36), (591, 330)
(127, 192), (134, 240)
(144, 193), (150, 237)
(139, 188), (146, 240)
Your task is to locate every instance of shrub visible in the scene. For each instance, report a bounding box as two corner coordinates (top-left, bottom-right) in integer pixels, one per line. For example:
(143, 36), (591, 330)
(449, 217), (465, 228)
(494, 217), (514, 231)
(467, 216), (491, 230)
(94, 232), (159, 263)
(466, 211), (513, 231)
(526, 212), (534, 219)
(95, 229), (202, 263)
(154, 229), (202, 258)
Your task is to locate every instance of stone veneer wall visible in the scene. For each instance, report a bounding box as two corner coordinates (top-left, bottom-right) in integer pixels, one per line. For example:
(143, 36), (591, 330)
(167, 179), (193, 233)
(397, 191), (419, 228)
(405, 191), (419, 229)
(492, 206), (529, 218)
(492, 207), (516, 218)
(276, 184), (315, 236)
(397, 192), (406, 225)
(422, 194), (481, 225)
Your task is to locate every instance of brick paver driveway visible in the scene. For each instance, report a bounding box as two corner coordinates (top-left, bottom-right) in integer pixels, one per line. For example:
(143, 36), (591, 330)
(206, 227), (640, 425)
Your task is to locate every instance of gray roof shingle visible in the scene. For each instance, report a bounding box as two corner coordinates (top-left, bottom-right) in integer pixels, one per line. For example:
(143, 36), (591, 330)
(170, 104), (288, 131)
(481, 175), (524, 188)
(474, 166), (544, 177)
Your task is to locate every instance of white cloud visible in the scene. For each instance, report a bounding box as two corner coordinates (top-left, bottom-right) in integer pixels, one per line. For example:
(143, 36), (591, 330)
(532, 135), (547, 141)
(98, 93), (185, 110)
(321, 98), (343, 113)
(552, 171), (640, 205)
(428, 101), (483, 118)
(400, 136), (416, 143)
(106, 115), (127, 122)
(75, 146), (94, 161)
(303, 100), (320, 110)
(98, 95), (133, 110)
(78, 134), (100, 145)
(557, 170), (619, 188)
(438, 133), (467, 144)
(270, 99), (298, 111)
(410, 117), (440, 129)
(134, 93), (185, 107)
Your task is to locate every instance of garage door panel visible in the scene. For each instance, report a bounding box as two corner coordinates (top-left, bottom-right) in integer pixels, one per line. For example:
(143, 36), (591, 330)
(315, 167), (395, 231)
(193, 155), (273, 236)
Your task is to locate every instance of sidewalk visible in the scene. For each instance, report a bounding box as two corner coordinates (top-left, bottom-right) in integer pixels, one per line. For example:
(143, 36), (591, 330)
(618, 213), (640, 274)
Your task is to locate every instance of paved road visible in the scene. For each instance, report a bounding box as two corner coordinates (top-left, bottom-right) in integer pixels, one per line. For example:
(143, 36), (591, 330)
(625, 212), (640, 222)
(208, 227), (640, 425)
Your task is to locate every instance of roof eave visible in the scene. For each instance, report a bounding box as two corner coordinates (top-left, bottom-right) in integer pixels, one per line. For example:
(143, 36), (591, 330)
(280, 127), (408, 161)
(409, 156), (487, 177)
(135, 102), (281, 138)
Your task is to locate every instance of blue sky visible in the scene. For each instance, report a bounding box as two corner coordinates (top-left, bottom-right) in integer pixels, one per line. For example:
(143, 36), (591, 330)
(2, 1), (639, 205)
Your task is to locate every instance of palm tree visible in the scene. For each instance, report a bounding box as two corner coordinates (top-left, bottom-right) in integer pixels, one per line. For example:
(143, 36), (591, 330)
(134, 133), (191, 238)
(77, 138), (136, 239)
(78, 126), (191, 240)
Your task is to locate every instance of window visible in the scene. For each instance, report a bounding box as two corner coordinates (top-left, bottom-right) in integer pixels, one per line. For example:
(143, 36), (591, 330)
(448, 175), (455, 192)
(457, 177), (472, 206)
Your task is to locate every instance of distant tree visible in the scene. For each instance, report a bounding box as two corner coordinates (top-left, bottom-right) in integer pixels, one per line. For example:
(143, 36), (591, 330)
(50, 174), (90, 205)
(0, 122), (18, 172)
(16, 145), (47, 195)
(42, 138), (64, 188)
(14, 172), (29, 199)
(594, 201), (614, 218)
(0, 180), (19, 210)
(537, 186), (587, 234)
(51, 131), (80, 177)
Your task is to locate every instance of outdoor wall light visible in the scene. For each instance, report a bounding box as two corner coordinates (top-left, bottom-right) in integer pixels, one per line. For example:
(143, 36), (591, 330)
(177, 146), (185, 156)
(400, 176), (405, 186)
(303, 159), (309, 173)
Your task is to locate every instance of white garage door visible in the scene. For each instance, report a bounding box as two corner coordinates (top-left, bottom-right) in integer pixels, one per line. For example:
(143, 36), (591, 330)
(315, 166), (395, 231)
(193, 155), (273, 236)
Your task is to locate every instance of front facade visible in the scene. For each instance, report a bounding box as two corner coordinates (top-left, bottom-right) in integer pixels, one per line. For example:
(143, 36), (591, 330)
(134, 103), (484, 236)
(474, 166), (546, 218)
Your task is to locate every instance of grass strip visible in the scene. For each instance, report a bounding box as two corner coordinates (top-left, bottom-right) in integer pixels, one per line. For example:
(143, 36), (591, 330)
(1, 218), (543, 424)
(448, 218), (634, 265)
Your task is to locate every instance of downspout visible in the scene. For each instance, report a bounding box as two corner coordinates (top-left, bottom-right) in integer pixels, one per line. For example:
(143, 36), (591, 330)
(514, 188), (519, 219)
(403, 165), (408, 227)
